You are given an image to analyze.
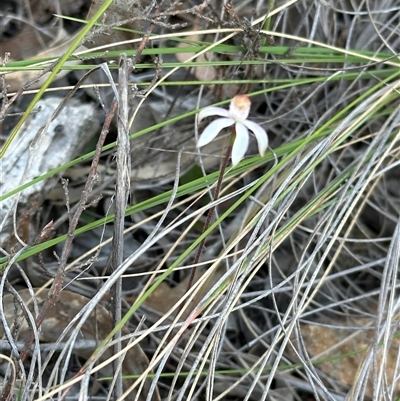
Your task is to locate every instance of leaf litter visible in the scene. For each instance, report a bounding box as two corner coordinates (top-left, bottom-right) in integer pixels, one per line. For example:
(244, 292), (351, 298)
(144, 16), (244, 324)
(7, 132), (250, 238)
(0, 0), (399, 400)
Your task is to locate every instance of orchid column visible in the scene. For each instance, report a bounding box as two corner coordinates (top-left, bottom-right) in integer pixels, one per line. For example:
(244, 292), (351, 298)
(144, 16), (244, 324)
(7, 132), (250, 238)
(197, 94), (268, 166)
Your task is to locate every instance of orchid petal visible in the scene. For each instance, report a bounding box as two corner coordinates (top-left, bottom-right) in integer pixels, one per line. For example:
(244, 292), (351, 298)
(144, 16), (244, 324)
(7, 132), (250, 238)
(197, 118), (235, 148)
(229, 95), (251, 122)
(243, 120), (268, 156)
(198, 107), (230, 122)
(231, 122), (249, 166)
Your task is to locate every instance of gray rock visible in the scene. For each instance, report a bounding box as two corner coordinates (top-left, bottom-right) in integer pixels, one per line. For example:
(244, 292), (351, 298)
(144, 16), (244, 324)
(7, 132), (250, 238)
(0, 97), (99, 244)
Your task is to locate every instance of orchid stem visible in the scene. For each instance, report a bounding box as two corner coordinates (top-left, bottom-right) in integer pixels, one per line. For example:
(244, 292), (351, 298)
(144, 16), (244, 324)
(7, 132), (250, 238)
(166, 130), (233, 351)
(185, 129), (234, 295)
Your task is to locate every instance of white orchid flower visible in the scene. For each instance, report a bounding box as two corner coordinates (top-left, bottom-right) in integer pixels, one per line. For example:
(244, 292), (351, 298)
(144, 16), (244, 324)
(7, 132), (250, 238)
(196, 95), (268, 166)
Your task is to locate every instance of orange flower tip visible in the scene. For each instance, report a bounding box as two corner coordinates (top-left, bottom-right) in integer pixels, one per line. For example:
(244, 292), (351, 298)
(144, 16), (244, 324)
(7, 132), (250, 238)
(232, 95), (251, 112)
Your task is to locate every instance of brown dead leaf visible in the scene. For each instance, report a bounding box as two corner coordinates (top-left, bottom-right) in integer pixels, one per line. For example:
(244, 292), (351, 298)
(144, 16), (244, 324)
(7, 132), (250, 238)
(0, 0), (148, 91)
(0, 0), (85, 91)
(1, 289), (160, 401)
(176, 42), (218, 82)
(85, 0), (148, 51)
(128, 268), (225, 321)
(1, 27), (81, 92)
(288, 317), (400, 398)
(175, 38), (239, 99)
